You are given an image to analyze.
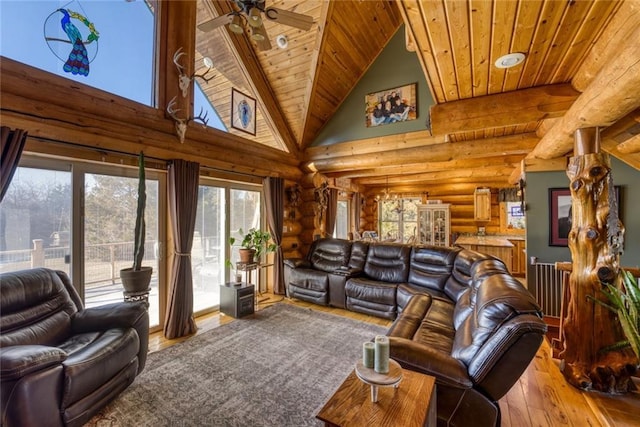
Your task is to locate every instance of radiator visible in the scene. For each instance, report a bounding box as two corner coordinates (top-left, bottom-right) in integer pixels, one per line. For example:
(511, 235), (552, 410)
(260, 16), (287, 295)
(534, 262), (566, 318)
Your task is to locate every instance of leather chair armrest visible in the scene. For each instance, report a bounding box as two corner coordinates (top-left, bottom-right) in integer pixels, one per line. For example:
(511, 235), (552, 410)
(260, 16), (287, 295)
(0, 345), (67, 380)
(71, 301), (148, 333)
(284, 258), (310, 269)
(388, 337), (472, 389)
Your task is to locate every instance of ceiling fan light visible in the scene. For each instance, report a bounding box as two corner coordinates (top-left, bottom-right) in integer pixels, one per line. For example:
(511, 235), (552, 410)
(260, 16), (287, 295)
(229, 15), (243, 34)
(251, 30), (265, 42)
(248, 7), (262, 27)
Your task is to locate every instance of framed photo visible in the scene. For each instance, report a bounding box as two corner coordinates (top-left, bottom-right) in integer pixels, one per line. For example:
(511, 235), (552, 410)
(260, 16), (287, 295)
(549, 186), (622, 247)
(230, 88), (256, 136)
(365, 83), (417, 127)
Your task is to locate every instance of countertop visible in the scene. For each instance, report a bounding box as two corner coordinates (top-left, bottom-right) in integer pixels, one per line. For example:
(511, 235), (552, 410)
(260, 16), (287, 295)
(454, 236), (514, 247)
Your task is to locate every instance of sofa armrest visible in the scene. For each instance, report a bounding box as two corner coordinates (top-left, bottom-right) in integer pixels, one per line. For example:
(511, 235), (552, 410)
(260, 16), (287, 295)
(71, 301), (148, 333)
(334, 266), (362, 277)
(388, 337), (472, 389)
(284, 258), (311, 269)
(72, 301), (149, 373)
(0, 345), (67, 380)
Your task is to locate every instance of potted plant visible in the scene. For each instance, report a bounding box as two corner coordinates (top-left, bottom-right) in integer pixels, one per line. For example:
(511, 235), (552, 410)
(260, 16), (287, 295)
(119, 151), (153, 294)
(229, 228), (277, 264)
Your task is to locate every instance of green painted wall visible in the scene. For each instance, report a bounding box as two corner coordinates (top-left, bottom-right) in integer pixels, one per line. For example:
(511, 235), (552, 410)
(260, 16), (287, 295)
(525, 157), (640, 287)
(311, 26), (434, 146)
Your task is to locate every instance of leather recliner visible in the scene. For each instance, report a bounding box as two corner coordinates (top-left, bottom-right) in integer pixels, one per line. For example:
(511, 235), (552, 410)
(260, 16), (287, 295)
(0, 268), (149, 427)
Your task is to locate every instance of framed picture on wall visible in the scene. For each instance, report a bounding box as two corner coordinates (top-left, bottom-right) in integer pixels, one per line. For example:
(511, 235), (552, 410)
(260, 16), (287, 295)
(365, 83), (417, 127)
(549, 186), (622, 247)
(230, 88), (256, 136)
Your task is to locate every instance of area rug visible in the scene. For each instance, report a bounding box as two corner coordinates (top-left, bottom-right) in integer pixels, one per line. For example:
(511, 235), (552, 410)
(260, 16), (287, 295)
(87, 303), (387, 426)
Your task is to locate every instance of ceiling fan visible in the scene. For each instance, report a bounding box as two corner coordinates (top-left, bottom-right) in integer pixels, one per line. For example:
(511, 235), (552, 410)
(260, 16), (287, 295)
(198, 0), (314, 51)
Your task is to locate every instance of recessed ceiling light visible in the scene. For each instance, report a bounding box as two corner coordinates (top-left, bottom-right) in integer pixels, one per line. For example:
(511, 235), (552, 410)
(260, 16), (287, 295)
(276, 34), (288, 49)
(495, 53), (526, 69)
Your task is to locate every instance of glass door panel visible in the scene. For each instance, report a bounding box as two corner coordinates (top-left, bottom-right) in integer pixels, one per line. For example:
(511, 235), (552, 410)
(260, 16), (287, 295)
(193, 185), (225, 313)
(84, 173), (160, 326)
(229, 189), (261, 265)
(0, 166), (71, 276)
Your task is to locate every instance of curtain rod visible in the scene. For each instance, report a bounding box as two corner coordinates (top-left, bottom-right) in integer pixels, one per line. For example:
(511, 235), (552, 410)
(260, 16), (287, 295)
(28, 135), (267, 180)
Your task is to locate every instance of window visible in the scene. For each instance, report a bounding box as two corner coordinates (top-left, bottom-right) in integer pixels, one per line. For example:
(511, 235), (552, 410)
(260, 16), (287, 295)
(193, 184), (225, 313)
(335, 200), (349, 239)
(0, 164), (71, 276)
(0, 1), (156, 106)
(379, 198), (419, 243)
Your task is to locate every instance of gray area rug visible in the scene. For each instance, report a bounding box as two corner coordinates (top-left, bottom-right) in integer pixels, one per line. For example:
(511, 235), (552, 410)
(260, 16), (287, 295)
(87, 303), (387, 426)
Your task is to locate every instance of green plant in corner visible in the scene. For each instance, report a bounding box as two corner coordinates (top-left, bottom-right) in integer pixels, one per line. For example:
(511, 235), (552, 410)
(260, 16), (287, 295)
(592, 269), (640, 361)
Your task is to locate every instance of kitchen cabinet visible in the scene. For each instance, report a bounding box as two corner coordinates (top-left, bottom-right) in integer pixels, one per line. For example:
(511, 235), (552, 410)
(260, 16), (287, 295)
(474, 188), (492, 221)
(417, 204), (450, 246)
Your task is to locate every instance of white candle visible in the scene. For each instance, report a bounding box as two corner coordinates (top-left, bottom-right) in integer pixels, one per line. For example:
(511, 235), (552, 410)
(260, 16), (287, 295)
(374, 335), (389, 374)
(363, 342), (375, 368)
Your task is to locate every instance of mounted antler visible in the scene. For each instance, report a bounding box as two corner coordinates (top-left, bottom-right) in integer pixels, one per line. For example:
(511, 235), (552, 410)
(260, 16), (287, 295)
(173, 47), (215, 98)
(166, 96), (209, 143)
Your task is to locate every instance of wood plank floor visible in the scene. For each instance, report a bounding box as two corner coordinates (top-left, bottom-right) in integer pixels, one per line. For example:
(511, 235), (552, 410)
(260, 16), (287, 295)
(149, 294), (640, 426)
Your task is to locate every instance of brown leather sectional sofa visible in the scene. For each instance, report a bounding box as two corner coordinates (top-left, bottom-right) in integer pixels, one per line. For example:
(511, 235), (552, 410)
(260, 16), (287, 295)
(284, 238), (546, 426)
(0, 268), (149, 427)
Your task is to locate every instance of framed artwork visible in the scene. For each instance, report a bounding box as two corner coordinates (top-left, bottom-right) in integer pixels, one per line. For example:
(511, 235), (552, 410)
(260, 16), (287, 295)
(365, 83), (417, 127)
(231, 88), (256, 135)
(549, 186), (621, 247)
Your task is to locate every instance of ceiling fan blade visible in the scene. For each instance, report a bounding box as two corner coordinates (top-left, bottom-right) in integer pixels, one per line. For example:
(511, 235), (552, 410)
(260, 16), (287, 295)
(264, 7), (313, 31)
(252, 23), (272, 51)
(197, 14), (234, 32)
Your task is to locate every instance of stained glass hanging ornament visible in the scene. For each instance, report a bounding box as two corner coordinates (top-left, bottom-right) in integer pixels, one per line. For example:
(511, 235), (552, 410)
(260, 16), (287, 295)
(43, 1), (100, 77)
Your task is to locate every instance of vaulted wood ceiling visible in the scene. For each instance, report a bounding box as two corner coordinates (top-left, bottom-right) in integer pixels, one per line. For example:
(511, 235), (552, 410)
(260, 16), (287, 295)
(195, 0), (640, 195)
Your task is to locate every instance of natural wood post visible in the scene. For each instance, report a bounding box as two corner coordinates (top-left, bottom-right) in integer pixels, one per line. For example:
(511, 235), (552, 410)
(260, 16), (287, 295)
(560, 127), (637, 392)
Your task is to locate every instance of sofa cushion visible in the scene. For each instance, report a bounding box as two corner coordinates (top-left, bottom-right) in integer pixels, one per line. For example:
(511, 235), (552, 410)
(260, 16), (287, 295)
(363, 243), (411, 283)
(408, 245), (460, 294)
(0, 268), (78, 347)
(443, 248), (491, 301)
(396, 283), (448, 312)
(345, 278), (397, 319)
(288, 268), (329, 292)
(309, 238), (352, 273)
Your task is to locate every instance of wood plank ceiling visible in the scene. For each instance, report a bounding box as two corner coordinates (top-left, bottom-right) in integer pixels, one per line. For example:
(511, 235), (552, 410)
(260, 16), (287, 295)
(195, 0), (640, 194)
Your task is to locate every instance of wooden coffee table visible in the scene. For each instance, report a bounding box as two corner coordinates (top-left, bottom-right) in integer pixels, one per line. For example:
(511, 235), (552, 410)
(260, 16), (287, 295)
(316, 362), (437, 427)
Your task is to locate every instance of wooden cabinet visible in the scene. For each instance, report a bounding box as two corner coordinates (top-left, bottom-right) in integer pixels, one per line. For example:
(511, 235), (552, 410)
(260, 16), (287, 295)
(508, 239), (526, 277)
(417, 204), (450, 246)
(474, 188), (492, 221)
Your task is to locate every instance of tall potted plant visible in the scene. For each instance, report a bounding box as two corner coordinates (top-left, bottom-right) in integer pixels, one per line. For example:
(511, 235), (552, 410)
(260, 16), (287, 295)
(120, 151), (153, 294)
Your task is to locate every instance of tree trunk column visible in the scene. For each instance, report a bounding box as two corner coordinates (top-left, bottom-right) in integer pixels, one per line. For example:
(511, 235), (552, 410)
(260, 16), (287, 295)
(560, 127), (636, 392)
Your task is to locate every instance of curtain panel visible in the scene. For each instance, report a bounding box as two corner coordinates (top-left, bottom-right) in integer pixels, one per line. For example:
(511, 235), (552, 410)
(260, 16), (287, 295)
(0, 127), (28, 203)
(164, 159), (199, 339)
(325, 188), (338, 237)
(263, 177), (285, 294)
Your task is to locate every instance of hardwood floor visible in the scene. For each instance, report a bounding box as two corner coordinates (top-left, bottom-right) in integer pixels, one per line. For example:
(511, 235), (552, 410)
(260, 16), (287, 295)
(148, 294), (640, 426)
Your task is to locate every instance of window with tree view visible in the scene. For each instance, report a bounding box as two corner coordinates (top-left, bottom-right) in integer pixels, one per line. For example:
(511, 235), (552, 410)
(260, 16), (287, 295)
(379, 198), (419, 243)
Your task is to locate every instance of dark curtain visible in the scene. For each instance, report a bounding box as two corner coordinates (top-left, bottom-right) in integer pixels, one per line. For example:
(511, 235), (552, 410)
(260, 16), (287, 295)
(164, 159), (199, 339)
(352, 192), (362, 233)
(1, 127), (28, 203)
(263, 177), (285, 294)
(326, 188), (338, 237)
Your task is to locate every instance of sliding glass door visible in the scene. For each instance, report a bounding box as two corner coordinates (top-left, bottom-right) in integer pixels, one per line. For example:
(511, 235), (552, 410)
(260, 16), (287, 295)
(83, 170), (162, 327)
(0, 163), (72, 276)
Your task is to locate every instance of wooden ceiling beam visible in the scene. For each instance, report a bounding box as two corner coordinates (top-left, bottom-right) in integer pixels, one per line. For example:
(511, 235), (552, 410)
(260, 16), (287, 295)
(355, 165), (515, 185)
(430, 84), (579, 136)
(527, 24), (640, 160)
(208, 0), (300, 157)
(307, 133), (538, 173)
(325, 155), (524, 179)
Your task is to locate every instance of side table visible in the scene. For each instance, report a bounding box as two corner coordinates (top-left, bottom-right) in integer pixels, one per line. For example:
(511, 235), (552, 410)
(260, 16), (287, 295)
(316, 363), (437, 427)
(220, 282), (254, 318)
